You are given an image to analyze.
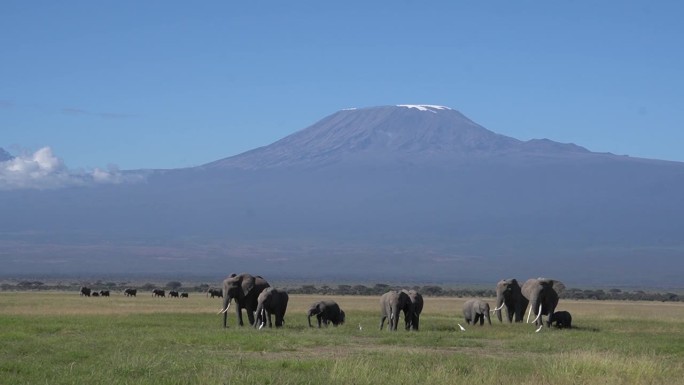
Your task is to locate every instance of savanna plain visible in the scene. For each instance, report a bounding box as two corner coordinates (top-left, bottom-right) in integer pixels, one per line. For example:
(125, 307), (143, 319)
(1, 292), (682, 385)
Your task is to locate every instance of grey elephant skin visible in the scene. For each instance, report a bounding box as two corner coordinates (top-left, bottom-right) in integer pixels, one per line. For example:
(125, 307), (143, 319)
(463, 299), (491, 325)
(494, 278), (528, 323)
(521, 278), (563, 327)
(307, 300), (345, 328)
(402, 289), (423, 331)
(254, 287), (289, 328)
(379, 290), (413, 331)
(550, 311), (572, 329)
(219, 273), (270, 327)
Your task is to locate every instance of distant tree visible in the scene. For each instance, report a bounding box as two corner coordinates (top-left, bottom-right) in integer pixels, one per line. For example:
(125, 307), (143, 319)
(165, 281), (182, 290)
(141, 283), (156, 291)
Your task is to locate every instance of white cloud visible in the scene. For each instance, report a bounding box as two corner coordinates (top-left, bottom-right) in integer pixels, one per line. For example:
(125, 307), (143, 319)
(0, 147), (145, 190)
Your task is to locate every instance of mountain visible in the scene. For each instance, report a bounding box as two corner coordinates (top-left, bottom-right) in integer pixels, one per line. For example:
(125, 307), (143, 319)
(1, 105), (683, 287)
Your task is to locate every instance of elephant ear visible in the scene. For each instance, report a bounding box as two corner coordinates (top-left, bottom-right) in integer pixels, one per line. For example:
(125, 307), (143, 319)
(241, 275), (256, 296)
(551, 280), (566, 295)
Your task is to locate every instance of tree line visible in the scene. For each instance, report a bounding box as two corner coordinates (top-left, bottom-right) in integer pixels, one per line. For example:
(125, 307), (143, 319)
(1, 280), (680, 302)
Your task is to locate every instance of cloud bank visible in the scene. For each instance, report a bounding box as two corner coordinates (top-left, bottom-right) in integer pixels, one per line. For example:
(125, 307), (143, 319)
(0, 147), (144, 190)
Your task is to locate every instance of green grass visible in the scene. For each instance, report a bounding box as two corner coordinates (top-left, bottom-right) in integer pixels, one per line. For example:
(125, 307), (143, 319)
(0, 293), (682, 384)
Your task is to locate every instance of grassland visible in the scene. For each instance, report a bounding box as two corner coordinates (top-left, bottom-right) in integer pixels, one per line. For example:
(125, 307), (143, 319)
(1, 292), (682, 385)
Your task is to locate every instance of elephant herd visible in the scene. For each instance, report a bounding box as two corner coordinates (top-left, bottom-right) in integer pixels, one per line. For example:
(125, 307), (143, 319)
(79, 287), (190, 298)
(217, 273), (573, 331)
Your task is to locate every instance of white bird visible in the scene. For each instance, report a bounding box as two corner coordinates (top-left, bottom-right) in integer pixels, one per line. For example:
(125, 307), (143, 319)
(358, 323), (363, 331)
(535, 324), (543, 333)
(458, 323), (466, 332)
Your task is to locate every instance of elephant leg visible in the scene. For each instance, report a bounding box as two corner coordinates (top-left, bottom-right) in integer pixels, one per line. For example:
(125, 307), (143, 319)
(235, 305), (244, 326)
(379, 315), (387, 330)
(247, 308), (256, 326)
(317, 314), (323, 328)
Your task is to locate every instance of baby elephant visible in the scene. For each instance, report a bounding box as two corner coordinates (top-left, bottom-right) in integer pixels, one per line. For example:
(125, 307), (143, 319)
(254, 288), (289, 328)
(550, 310), (572, 329)
(463, 299), (491, 326)
(307, 300), (345, 328)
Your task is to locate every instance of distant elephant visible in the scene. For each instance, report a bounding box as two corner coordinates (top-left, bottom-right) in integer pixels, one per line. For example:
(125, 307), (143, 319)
(180, 292), (189, 298)
(124, 288), (137, 297)
(521, 278), (563, 327)
(207, 288), (222, 298)
(493, 278), (528, 323)
(254, 288), (289, 328)
(169, 291), (179, 298)
(550, 310), (572, 329)
(463, 299), (491, 325)
(152, 289), (165, 297)
(307, 300), (345, 328)
(79, 287), (91, 297)
(99, 290), (110, 297)
(379, 290), (413, 331)
(91, 291), (100, 297)
(402, 289), (424, 331)
(218, 273), (270, 327)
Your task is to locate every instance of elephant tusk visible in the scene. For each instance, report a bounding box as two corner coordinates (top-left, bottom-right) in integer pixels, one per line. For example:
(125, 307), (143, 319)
(535, 324), (543, 333)
(532, 303), (542, 324)
(492, 303), (505, 312)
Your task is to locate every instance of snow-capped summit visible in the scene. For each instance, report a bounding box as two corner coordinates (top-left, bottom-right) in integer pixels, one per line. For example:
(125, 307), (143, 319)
(396, 104), (452, 112)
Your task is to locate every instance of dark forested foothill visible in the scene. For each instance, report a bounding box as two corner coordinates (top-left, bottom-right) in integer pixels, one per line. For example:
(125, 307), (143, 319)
(0, 280), (680, 302)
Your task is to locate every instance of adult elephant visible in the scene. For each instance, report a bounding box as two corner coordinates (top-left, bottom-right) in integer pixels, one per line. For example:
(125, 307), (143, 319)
(79, 287), (91, 297)
(521, 278), (564, 327)
(124, 288), (137, 297)
(379, 290), (413, 331)
(218, 273), (270, 328)
(401, 289), (423, 331)
(493, 279), (528, 323)
(463, 299), (491, 325)
(254, 288), (289, 329)
(307, 300), (345, 328)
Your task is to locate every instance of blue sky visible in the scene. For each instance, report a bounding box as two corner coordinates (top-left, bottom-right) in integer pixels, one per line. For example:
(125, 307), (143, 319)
(2, 1), (683, 170)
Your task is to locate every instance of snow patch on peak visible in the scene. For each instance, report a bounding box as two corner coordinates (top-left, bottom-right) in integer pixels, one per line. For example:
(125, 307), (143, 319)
(397, 105), (451, 113)
(341, 107), (357, 111)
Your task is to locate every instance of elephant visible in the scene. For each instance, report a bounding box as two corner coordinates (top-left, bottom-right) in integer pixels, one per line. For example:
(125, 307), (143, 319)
(463, 299), (491, 325)
(550, 310), (572, 329)
(79, 287), (91, 297)
(91, 291), (100, 297)
(218, 273), (270, 327)
(180, 292), (189, 298)
(307, 300), (345, 328)
(402, 289), (424, 331)
(99, 290), (110, 297)
(152, 289), (165, 297)
(379, 290), (413, 331)
(521, 278), (564, 327)
(254, 287), (289, 328)
(207, 288), (223, 298)
(124, 288), (137, 297)
(168, 290), (179, 298)
(493, 278), (528, 323)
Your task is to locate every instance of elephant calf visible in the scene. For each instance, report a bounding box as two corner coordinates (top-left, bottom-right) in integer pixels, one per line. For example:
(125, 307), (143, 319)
(254, 288), (289, 328)
(550, 310), (572, 329)
(307, 300), (345, 328)
(463, 299), (491, 326)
